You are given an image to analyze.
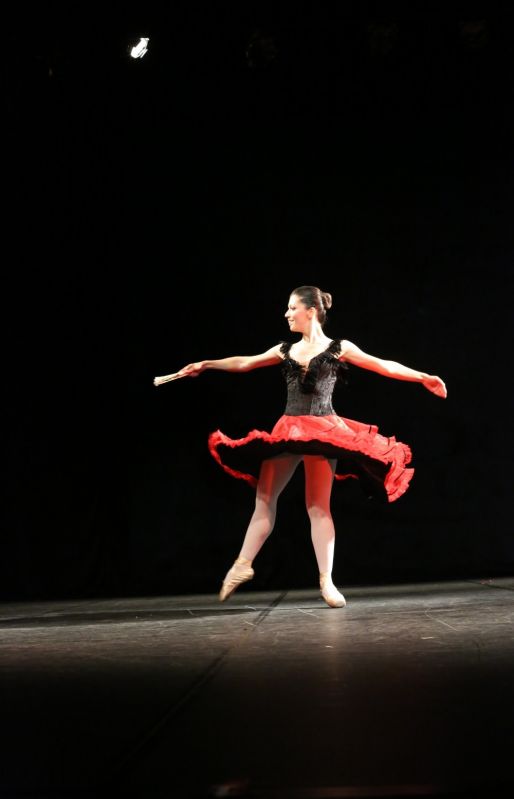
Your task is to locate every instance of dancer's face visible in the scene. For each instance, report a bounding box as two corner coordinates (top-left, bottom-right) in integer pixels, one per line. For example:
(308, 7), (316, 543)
(285, 294), (313, 332)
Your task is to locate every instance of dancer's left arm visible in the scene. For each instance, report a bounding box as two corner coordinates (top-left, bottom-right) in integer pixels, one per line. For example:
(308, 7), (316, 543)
(340, 340), (447, 398)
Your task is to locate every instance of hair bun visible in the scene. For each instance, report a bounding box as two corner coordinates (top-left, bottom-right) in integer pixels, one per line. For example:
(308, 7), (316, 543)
(321, 291), (332, 310)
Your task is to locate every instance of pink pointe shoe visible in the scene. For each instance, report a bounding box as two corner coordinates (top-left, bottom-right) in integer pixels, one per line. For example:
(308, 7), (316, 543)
(219, 557), (254, 602)
(320, 572), (346, 608)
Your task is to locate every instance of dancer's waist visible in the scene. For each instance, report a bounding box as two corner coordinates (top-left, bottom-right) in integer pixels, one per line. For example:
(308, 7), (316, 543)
(283, 399), (335, 416)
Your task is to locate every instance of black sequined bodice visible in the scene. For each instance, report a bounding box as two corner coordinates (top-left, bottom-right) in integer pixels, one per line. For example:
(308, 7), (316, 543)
(280, 339), (348, 416)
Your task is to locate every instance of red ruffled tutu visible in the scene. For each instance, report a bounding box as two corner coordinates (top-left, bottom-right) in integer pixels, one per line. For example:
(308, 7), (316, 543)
(208, 413), (414, 503)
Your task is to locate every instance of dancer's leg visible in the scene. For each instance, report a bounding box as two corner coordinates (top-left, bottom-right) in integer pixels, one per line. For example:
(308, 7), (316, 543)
(304, 455), (345, 607)
(219, 453), (301, 601)
(238, 453), (302, 561)
(304, 455), (337, 572)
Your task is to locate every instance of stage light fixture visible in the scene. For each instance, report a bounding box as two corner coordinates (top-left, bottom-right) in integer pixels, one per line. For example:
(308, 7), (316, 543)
(245, 29), (278, 69)
(130, 37), (149, 59)
(367, 22), (399, 55)
(459, 20), (489, 50)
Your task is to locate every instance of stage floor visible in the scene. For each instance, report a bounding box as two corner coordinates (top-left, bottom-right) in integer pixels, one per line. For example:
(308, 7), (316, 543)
(1, 577), (513, 798)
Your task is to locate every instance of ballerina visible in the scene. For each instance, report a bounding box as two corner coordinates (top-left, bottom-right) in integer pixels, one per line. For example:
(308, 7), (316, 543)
(154, 285), (446, 608)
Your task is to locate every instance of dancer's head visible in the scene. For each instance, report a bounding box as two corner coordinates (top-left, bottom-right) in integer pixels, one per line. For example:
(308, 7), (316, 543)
(285, 285), (332, 331)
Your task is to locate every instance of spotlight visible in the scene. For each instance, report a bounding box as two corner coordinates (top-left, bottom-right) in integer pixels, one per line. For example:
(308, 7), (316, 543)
(129, 37), (149, 59)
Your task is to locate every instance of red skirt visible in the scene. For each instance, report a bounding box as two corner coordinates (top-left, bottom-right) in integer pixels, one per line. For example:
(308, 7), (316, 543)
(208, 414), (414, 503)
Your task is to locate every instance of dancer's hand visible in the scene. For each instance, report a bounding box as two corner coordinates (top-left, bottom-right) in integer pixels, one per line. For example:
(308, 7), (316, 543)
(422, 375), (447, 398)
(176, 361), (206, 379)
(153, 362), (206, 386)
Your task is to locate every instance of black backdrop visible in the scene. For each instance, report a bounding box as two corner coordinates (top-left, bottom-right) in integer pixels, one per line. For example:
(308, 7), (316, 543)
(3, 3), (513, 600)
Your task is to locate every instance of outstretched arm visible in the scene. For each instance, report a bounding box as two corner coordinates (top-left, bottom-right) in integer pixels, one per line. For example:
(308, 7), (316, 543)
(340, 340), (447, 398)
(154, 344), (283, 386)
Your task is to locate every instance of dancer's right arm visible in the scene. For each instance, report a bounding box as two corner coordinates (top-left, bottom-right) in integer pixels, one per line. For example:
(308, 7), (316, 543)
(154, 344), (283, 385)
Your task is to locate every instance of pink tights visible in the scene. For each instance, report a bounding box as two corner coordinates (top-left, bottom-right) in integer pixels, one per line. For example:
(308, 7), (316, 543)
(238, 454), (337, 575)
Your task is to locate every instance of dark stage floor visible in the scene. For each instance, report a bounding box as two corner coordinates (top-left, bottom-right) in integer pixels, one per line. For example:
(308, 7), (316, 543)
(1, 578), (513, 799)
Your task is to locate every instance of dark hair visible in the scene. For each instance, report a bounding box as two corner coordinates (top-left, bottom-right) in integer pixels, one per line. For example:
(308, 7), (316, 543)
(291, 285), (333, 327)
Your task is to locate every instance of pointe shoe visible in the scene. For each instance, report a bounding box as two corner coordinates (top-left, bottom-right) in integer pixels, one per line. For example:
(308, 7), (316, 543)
(219, 557), (254, 602)
(320, 572), (346, 608)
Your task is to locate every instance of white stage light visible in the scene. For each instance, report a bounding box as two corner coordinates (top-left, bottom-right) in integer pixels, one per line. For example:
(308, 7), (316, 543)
(130, 38), (149, 59)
